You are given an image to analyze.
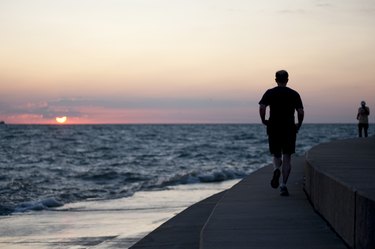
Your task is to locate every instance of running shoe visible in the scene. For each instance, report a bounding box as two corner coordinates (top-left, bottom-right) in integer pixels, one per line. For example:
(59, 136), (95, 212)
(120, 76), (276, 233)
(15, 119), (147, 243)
(270, 168), (281, 189)
(280, 186), (289, 196)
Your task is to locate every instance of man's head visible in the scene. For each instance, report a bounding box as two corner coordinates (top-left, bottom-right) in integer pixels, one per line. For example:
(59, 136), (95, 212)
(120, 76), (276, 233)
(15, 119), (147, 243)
(275, 70), (289, 85)
(361, 101), (366, 107)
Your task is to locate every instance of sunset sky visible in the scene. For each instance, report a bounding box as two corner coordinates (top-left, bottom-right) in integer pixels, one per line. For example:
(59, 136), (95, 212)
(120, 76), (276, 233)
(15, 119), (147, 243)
(1, 0), (374, 124)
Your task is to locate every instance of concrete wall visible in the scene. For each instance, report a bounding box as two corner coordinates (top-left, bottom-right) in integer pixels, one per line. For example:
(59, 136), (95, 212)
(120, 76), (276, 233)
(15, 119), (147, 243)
(304, 138), (375, 249)
(355, 192), (375, 249)
(304, 161), (355, 247)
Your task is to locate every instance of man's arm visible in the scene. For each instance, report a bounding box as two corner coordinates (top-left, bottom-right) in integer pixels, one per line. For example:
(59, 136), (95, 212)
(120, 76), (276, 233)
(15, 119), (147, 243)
(259, 104), (268, 125)
(297, 108), (304, 130)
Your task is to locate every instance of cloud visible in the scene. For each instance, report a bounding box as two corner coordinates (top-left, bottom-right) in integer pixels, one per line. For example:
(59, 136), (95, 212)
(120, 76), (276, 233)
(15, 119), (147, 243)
(48, 97), (251, 110)
(0, 99), (81, 119)
(0, 96), (253, 123)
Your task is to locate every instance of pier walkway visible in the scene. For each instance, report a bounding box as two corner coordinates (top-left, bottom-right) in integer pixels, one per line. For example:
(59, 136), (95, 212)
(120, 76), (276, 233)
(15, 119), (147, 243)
(132, 137), (375, 249)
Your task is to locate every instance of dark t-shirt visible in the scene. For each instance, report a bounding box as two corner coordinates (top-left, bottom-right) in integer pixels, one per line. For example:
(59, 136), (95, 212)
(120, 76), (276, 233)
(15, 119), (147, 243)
(259, 86), (303, 129)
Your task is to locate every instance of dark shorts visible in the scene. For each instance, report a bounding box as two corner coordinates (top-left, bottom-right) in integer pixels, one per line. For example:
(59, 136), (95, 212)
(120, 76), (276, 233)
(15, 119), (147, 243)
(267, 125), (297, 157)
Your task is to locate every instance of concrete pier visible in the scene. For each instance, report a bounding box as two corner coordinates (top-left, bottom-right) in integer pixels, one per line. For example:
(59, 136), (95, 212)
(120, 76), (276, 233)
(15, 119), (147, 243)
(132, 137), (374, 249)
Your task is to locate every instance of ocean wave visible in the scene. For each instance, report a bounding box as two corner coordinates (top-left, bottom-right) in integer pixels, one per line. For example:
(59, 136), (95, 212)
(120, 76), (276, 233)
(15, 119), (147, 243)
(13, 197), (64, 214)
(148, 168), (249, 189)
(77, 170), (148, 183)
(0, 124), (357, 216)
(0, 205), (13, 216)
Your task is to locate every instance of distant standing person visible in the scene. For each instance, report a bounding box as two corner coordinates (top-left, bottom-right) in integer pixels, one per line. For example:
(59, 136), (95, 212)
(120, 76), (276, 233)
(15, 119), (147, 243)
(259, 70), (304, 196)
(357, 101), (370, 137)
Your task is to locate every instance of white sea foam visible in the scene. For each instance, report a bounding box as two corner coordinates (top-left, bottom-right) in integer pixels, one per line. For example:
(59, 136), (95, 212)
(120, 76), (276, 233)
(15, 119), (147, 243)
(14, 197), (63, 213)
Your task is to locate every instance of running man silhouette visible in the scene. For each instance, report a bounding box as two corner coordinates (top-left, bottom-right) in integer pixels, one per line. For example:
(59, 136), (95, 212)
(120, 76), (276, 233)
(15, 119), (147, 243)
(259, 70), (304, 196)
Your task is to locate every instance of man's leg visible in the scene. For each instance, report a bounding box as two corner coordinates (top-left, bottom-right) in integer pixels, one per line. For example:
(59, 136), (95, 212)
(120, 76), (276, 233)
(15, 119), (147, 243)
(270, 155), (282, 189)
(279, 154), (291, 196)
(358, 124), (363, 137)
(281, 154), (292, 186)
(273, 156), (282, 170)
(364, 124), (369, 137)
(269, 132), (282, 189)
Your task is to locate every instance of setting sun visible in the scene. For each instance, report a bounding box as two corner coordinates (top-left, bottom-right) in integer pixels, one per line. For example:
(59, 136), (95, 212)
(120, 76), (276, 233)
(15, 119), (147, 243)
(55, 116), (67, 124)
